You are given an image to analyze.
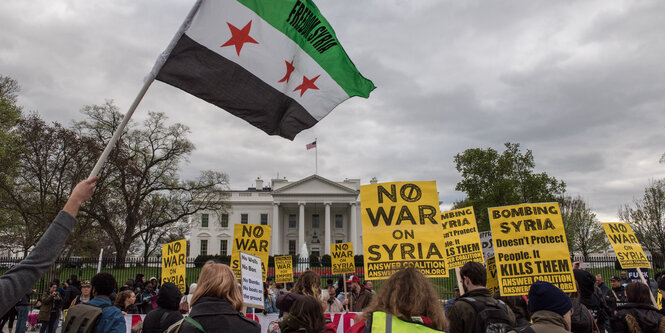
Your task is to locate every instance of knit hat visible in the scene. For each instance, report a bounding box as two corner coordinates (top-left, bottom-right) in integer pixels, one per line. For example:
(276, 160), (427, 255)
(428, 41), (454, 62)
(528, 281), (573, 316)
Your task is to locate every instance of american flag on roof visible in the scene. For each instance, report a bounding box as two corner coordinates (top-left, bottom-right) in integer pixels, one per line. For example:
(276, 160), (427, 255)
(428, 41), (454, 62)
(306, 141), (317, 149)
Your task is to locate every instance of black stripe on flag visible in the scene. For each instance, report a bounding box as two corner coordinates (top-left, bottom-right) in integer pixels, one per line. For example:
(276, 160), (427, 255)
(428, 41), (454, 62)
(156, 34), (317, 140)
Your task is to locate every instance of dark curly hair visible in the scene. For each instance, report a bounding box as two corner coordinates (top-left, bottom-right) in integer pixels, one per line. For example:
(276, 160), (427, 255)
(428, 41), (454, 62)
(91, 272), (117, 296)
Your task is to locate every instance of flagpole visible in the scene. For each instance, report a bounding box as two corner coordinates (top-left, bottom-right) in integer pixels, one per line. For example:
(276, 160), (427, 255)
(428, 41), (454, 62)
(315, 137), (318, 175)
(88, 0), (203, 178)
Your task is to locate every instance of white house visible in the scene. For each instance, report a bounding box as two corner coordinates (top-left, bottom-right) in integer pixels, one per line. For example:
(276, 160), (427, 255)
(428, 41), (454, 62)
(189, 175), (364, 257)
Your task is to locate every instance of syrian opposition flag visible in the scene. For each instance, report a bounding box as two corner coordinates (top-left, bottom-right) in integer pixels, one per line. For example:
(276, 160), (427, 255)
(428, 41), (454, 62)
(151, 0), (375, 140)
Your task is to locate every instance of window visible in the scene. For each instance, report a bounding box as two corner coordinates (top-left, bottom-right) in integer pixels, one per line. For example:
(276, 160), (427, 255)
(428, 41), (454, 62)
(289, 240), (296, 255)
(312, 214), (320, 229)
(220, 214), (229, 228)
(241, 214), (248, 224)
(200, 240), (208, 256)
(289, 214), (296, 228)
(220, 239), (228, 256)
(261, 214), (268, 225)
(201, 214), (209, 228)
(335, 214), (343, 228)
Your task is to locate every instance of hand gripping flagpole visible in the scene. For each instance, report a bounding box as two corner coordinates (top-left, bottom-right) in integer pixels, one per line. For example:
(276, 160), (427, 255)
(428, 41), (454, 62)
(88, 0), (203, 178)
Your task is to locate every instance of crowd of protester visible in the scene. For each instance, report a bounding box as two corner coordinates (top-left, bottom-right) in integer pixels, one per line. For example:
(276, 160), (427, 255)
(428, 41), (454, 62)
(2, 177), (665, 332)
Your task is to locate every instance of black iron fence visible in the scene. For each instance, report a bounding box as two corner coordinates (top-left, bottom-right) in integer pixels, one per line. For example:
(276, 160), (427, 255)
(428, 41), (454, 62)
(1, 255), (662, 301)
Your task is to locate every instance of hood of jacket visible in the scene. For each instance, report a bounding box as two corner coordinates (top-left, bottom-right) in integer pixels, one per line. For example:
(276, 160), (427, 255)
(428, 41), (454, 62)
(573, 269), (596, 298)
(532, 310), (570, 331)
(616, 303), (664, 331)
(276, 292), (303, 314)
(157, 282), (183, 310)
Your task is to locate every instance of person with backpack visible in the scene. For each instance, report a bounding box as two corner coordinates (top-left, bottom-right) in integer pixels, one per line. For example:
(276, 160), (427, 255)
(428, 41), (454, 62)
(142, 282), (183, 333)
(610, 282), (665, 333)
(573, 269), (610, 332)
(347, 267), (446, 332)
(71, 272), (126, 333)
(166, 261), (259, 333)
(447, 261), (516, 333)
(528, 281), (573, 333)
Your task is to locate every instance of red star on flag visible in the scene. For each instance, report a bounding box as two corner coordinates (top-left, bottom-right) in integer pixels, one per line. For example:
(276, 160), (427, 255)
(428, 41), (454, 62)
(221, 21), (259, 56)
(278, 60), (296, 83)
(293, 75), (320, 97)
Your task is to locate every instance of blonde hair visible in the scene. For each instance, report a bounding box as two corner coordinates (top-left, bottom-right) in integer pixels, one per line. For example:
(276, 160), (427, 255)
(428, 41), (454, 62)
(291, 270), (321, 298)
(191, 261), (243, 311)
(359, 268), (447, 331)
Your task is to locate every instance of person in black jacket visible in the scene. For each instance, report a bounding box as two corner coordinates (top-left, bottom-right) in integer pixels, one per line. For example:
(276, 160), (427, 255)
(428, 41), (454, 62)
(573, 269), (611, 330)
(175, 261), (259, 333)
(610, 276), (628, 306)
(142, 283), (183, 333)
(62, 275), (81, 310)
(610, 282), (665, 333)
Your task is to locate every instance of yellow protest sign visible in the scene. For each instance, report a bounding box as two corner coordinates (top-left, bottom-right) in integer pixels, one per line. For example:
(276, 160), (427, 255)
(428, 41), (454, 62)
(231, 224), (271, 281)
(658, 291), (663, 310)
(602, 222), (650, 269)
(361, 181), (448, 279)
(331, 242), (355, 274)
(489, 202), (575, 296)
(274, 255), (293, 284)
(161, 239), (187, 293)
(441, 206), (483, 269)
(486, 256), (499, 295)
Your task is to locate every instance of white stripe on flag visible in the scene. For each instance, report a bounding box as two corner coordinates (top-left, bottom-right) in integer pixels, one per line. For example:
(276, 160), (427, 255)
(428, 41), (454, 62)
(186, 0), (349, 121)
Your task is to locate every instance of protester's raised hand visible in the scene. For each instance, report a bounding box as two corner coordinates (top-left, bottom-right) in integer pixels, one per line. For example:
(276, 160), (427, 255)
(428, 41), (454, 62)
(63, 176), (99, 217)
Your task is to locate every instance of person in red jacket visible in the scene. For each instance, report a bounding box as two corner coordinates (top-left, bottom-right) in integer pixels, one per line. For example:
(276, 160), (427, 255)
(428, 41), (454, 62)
(348, 268), (447, 333)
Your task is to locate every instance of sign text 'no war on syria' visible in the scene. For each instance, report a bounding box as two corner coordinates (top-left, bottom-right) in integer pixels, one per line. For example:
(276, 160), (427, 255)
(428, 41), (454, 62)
(361, 181), (448, 279)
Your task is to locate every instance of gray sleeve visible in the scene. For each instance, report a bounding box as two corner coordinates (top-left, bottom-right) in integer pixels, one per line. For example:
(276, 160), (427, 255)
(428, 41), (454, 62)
(0, 211), (76, 314)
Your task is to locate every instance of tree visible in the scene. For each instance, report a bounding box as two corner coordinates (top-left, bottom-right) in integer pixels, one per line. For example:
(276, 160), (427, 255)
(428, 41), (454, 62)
(0, 114), (95, 255)
(618, 179), (665, 259)
(559, 195), (607, 259)
(75, 101), (230, 266)
(0, 76), (22, 255)
(453, 142), (566, 230)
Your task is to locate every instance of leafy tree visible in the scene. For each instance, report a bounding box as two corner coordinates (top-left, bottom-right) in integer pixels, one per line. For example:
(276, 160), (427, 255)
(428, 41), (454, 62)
(559, 195), (607, 259)
(619, 179), (665, 258)
(0, 114), (95, 255)
(453, 142), (566, 230)
(0, 76), (22, 255)
(75, 101), (230, 266)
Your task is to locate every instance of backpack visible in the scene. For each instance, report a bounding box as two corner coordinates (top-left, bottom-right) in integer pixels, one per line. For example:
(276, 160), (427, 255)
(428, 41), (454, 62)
(457, 297), (517, 333)
(62, 302), (111, 333)
(166, 316), (206, 333)
(571, 301), (594, 333)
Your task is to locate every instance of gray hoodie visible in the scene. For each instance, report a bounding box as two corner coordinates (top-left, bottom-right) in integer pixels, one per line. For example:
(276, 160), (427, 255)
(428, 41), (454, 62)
(0, 211), (76, 314)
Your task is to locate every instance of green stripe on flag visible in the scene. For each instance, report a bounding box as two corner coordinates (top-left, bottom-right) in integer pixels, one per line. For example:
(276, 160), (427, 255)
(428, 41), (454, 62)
(237, 0), (375, 98)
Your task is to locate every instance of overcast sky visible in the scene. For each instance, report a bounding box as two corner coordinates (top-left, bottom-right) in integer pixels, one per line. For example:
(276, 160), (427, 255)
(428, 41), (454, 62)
(1, 0), (663, 222)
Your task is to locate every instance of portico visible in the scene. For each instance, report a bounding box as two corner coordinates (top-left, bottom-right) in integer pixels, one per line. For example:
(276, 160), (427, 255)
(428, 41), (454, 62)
(270, 175), (361, 255)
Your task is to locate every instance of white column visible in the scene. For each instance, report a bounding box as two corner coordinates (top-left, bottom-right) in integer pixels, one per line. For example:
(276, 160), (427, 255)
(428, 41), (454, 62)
(272, 202), (280, 255)
(324, 202), (331, 255)
(350, 202), (358, 254)
(298, 202), (306, 251)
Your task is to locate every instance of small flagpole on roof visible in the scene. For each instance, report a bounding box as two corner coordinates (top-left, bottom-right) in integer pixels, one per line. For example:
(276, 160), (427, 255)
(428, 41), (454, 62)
(315, 137), (318, 175)
(87, 0), (203, 178)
